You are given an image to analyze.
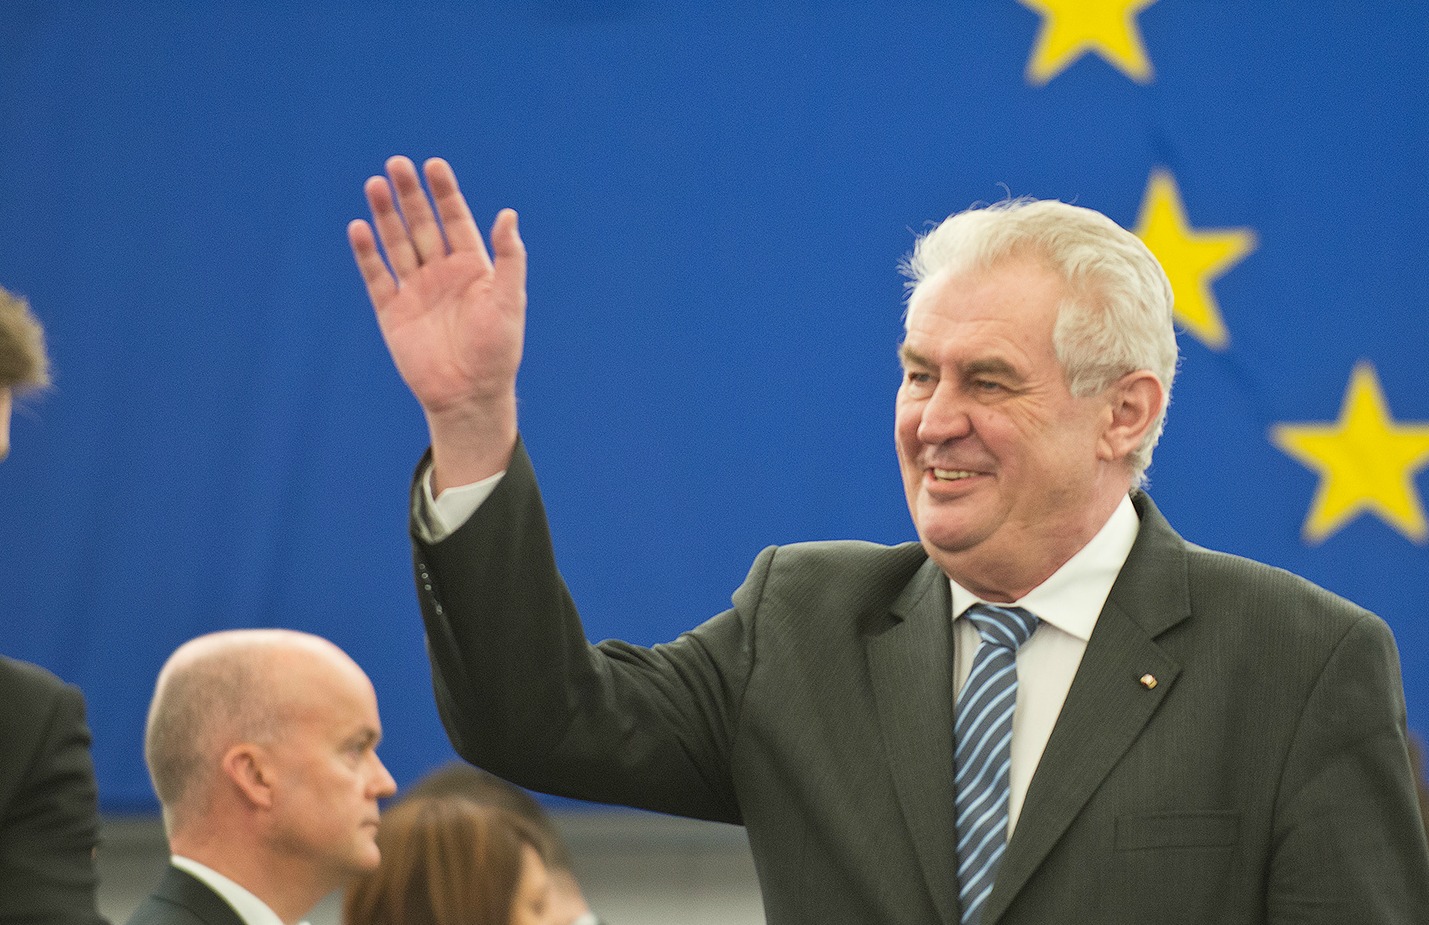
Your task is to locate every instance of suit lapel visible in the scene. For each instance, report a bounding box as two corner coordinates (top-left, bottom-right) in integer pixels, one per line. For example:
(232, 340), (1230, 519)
(982, 493), (1192, 925)
(153, 866), (248, 925)
(866, 557), (960, 925)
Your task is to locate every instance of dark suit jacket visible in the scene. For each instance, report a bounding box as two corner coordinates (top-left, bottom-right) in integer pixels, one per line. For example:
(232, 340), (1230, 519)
(0, 656), (103, 925)
(414, 440), (1429, 925)
(124, 867), (245, 925)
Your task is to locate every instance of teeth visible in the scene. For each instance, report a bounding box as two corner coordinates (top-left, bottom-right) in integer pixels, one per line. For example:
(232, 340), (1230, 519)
(933, 468), (975, 480)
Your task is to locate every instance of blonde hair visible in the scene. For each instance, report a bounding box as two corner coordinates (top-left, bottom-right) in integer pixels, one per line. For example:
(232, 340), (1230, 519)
(0, 286), (50, 392)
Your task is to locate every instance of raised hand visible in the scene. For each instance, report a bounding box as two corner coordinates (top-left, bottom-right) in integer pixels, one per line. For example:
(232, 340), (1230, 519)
(349, 157), (525, 486)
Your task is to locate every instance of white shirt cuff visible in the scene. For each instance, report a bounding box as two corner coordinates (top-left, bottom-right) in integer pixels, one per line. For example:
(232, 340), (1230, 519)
(418, 463), (506, 542)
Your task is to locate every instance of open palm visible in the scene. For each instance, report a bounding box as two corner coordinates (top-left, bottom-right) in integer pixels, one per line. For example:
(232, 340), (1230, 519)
(349, 156), (526, 418)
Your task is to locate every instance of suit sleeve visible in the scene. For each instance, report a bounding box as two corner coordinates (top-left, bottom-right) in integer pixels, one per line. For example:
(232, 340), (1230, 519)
(411, 438), (759, 824)
(1268, 612), (1429, 922)
(0, 668), (103, 925)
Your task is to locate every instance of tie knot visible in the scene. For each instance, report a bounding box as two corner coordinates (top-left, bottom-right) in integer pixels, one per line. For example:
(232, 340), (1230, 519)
(965, 603), (1038, 650)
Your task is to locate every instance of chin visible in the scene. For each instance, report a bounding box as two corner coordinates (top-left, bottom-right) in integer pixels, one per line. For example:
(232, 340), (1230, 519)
(353, 844), (383, 872)
(917, 511), (976, 544)
(917, 519), (992, 559)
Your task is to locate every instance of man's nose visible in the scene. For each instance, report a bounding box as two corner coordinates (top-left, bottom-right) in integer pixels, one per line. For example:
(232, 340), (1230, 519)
(917, 381), (972, 444)
(371, 755), (398, 798)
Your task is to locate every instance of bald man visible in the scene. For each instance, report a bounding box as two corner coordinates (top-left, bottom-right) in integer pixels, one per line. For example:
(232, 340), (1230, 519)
(126, 630), (397, 925)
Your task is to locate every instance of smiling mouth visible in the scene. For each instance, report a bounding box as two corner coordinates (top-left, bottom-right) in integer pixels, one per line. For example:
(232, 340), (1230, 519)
(932, 468), (978, 481)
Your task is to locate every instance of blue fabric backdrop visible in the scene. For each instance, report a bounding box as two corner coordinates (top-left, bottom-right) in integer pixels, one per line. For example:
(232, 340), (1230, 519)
(2, 1), (1425, 812)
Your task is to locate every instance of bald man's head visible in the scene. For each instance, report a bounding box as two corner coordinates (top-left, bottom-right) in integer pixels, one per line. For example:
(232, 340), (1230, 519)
(144, 629), (397, 922)
(144, 629), (372, 832)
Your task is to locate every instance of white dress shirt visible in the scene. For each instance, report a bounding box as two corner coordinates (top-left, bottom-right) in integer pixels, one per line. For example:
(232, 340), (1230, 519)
(169, 856), (294, 925)
(949, 494), (1140, 835)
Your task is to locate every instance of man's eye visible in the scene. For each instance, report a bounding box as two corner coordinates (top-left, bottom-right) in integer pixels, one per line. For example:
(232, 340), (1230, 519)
(905, 371), (932, 385)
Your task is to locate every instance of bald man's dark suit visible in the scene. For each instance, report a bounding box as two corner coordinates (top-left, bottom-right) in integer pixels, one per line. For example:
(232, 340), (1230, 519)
(414, 441), (1429, 925)
(0, 656), (103, 925)
(124, 867), (245, 925)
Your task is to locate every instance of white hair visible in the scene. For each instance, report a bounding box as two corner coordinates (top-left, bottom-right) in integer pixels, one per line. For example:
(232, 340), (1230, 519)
(901, 198), (1178, 486)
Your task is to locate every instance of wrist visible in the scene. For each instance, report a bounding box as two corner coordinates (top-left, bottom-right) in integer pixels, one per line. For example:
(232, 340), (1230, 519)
(424, 398), (518, 493)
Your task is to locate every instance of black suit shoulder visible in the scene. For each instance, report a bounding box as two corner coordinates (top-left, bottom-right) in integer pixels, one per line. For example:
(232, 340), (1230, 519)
(125, 868), (245, 925)
(0, 656), (84, 757)
(1172, 537), (1395, 693)
(756, 538), (927, 583)
(0, 656), (103, 925)
(734, 539), (930, 623)
(1122, 492), (1385, 661)
(1182, 539), (1373, 625)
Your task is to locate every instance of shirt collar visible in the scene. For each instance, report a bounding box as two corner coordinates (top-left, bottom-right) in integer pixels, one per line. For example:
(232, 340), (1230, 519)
(170, 856), (294, 925)
(949, 493), (1140, 641)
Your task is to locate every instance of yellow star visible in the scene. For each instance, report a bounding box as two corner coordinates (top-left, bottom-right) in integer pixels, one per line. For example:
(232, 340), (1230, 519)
(1020, 0), (1157, 85)
(1133, 169), (1257, 350)
(1271, 362), (1429, 545)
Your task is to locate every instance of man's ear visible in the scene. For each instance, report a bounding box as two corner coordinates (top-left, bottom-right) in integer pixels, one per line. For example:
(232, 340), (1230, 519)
(1098, 370), (1165, 464)
(222, 744), (277, 810)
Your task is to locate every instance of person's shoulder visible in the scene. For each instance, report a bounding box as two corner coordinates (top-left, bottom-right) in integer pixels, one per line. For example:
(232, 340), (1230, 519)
(1135, 492), (1373, 633)
(765, 538), (927, 572)
(751, 539), (929, 600)
(126, 868), (239, 925)
(1173, 541), (1389, 667)
(1182, 542), (1369, 621)
(124, 893), (209, 925)
(0, 655), (72, 704)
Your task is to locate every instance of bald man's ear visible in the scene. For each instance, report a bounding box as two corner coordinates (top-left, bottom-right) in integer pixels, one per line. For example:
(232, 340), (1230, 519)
(222, 744), (277, 810)
(1097, 370), (1164, 465)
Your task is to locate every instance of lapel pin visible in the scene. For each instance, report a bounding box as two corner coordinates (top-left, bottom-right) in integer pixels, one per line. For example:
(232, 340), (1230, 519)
(1139, 673), (1158, 690)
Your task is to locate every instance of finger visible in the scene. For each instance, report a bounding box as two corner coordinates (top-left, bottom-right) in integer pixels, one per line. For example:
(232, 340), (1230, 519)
(489, 208), (527, 307)
(347, 219), (398, 310)
(387, 155), (447, 266)
(364, 174), (419, 278)
(424, 158), (489, 263)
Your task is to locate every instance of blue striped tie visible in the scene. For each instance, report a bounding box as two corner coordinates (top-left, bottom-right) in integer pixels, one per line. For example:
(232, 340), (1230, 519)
(955, 603), (1039, 925)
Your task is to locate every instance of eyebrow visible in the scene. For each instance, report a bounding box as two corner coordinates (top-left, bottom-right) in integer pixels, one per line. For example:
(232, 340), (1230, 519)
(962, 358), (1021, 381)
(350, 727), (381, 748)
(898, 344), (931, 369)
(897, 346), (1022, 382)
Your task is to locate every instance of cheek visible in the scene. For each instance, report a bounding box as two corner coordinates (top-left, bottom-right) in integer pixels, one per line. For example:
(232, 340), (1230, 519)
(985, 401), (1058, 447)
(894, 402), (922, 447)
(1044, 409), (1106, 461)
